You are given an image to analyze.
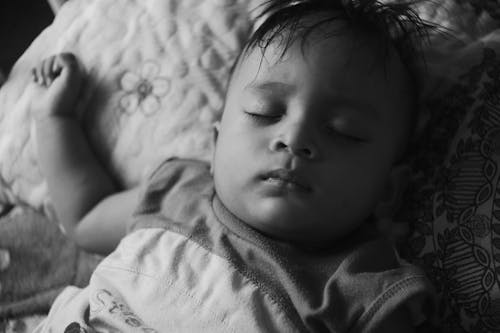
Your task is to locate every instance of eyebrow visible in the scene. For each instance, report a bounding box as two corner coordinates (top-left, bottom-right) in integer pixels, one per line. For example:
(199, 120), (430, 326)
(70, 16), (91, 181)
(244, 81), (380, 120)
(244, 81), (296, 95)
(329, 98), (381, 121)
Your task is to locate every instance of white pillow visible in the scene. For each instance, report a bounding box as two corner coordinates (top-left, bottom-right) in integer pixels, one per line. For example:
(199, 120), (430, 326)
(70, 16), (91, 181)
(0, 0), (493, 211)
(0, 0), (260, 209)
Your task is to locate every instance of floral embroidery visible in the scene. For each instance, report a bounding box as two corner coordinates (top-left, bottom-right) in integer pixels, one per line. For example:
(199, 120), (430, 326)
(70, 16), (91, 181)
(400, 47), (500, 333)
(119, 61), (171, 116)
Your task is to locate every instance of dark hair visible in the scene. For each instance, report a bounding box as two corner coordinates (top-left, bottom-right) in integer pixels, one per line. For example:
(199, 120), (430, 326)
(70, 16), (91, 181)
(226, 0), (438, 161)
(242, 0), (436, 75)
(248, 1), (437, 157)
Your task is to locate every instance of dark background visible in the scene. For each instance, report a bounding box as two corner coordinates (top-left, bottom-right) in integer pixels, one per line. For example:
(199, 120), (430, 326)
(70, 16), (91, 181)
(0, 1), (54, 75)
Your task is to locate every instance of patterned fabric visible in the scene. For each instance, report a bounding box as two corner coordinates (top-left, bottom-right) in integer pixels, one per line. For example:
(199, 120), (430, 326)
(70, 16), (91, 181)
(0, 0), (263, 210)
(0, 315), (46, 333)
(465, 0), (500, 21)
(399, 41), (500, 332)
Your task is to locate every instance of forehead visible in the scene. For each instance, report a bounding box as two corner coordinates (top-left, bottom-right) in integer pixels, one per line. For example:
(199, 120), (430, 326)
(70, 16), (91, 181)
(232, 25), (410, 102)
(242, 15), (387, 67)
(237, 13), (410, 84)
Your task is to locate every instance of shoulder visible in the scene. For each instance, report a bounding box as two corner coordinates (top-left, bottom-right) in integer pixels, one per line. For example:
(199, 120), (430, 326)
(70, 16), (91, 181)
(143, 158), (212, 200)
(147, 158), (211, 187)
(338, 236), (437, 332)
(129, 158), (215, 231)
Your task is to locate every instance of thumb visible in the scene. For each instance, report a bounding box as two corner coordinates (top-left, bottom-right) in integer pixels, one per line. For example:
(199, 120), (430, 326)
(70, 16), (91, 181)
(53, 53), (80, 86)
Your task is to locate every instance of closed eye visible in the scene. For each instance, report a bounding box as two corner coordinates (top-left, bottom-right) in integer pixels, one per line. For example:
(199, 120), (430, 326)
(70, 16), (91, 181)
(244, 111), (282, 124)
(326, 126), (367, 143)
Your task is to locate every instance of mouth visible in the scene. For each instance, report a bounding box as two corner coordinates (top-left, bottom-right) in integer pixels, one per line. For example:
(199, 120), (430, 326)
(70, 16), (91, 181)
(260, 169), (312, 192)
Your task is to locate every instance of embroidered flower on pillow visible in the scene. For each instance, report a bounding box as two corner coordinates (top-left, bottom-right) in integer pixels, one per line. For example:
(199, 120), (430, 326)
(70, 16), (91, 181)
(118, 61), (171, 116)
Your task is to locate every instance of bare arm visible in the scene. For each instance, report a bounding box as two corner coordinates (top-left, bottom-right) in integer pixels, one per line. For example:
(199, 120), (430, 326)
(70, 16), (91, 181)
(31, 53), (137, 255)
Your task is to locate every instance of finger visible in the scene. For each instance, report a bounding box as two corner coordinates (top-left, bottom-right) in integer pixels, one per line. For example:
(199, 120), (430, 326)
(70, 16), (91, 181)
(59, 52), (77, 66)
(52, 56), (63, 77)
(42, 56), (56, 86)
(60, 53), (78, 71)
(39, 59), (47, 86)
(52, 56), (66, 79)
(47, 56), (60, 83)
(33, 65), (44, 86)
(31, 68), (38, 83)
(55, 53), (79, 84)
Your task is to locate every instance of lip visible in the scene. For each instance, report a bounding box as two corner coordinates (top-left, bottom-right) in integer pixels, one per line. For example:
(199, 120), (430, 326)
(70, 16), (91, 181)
(260, 169), (312, 192)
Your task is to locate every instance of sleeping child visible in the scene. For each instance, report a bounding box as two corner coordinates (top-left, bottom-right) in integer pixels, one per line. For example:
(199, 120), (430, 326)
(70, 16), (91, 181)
(31, 0), (436, 331)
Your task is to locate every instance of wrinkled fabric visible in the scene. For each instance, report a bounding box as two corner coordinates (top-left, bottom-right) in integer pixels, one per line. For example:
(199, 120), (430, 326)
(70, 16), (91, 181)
(35, 159), (435, 332)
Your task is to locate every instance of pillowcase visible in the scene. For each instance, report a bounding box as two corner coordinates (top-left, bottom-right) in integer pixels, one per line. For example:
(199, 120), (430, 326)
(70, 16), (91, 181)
(0, 0), (260, 210)
(398, 2), (500, 331)
(0, 0), (263, 318)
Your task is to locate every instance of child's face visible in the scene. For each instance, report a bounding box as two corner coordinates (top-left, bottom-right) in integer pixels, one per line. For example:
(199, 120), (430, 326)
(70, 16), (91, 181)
(212, 22), (413, 247)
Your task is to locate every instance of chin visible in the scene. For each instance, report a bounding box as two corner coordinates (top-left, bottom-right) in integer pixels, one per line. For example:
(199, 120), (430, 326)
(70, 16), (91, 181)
(249, 213), (308, 240)
(252, 221), (302, 242)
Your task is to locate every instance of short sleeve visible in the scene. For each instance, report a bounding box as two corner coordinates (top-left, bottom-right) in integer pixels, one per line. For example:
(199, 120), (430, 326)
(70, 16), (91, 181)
(335, 238), (437, 332)
(354, 266), (436, 332)
(126, 158), (213, 233)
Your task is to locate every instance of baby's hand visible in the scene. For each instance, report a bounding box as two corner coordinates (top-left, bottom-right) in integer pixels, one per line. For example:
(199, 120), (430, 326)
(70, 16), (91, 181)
(30, 53), (83, 119)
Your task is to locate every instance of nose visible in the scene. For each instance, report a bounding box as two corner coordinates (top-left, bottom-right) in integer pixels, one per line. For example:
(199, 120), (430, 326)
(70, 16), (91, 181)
(269, 120), (318, 159)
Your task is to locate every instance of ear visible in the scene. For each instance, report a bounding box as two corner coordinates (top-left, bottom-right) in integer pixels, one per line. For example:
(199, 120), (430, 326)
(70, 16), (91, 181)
(210, 122), (220, 174)
(374, 164), (410, 219)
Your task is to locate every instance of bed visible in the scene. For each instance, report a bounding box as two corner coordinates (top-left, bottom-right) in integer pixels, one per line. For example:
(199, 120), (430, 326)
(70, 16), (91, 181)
(1, 0), (500, 332)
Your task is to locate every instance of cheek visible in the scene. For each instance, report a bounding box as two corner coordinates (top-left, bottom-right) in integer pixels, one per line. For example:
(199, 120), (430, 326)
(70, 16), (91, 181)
(213, 129), (258, 183)
(322, 169), (384, 200)
(217, 117), (269, 157)
(322, 174), (386, 224)
(320, 152), (391, 203)
(380, 118), (410, 161)
(217, 130), (253, 162)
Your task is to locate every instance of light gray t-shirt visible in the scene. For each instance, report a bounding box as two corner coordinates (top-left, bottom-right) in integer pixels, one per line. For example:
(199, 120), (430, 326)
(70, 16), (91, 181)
(35, 159), (435, 332)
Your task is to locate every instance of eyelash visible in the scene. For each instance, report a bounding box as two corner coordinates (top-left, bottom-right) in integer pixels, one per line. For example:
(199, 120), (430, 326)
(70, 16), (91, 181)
(326, 126), (366, 143)
(245, 111), (367, 143)
(244, 111), (282, 123)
